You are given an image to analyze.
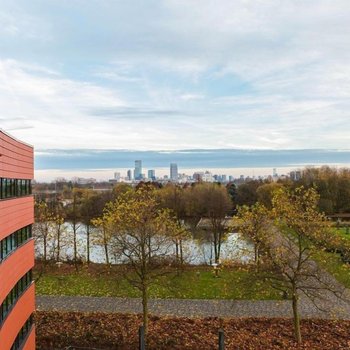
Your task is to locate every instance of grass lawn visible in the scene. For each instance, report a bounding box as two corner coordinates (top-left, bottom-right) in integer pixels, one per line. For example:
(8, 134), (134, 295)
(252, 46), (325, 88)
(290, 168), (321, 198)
(312, 249), (350, 288)
(34, 262), (282, 300)
(333, 226), (350, 241)
(284, 227), (350, 288)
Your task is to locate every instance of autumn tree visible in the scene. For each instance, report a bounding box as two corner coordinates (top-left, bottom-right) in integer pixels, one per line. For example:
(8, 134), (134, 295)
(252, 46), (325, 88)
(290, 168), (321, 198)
(263, 186), (344, 344)
(295, 166), (350, 214)
(158, 184), (189, 265)
(233, 203), (270, 269)
(102, 187), (180, 334)
(91, 215), (112, 265)
(51, 210), (66, 262)
(186, 183), (232, 263)
(234, 180), (261, 207)
(256, 182), (283, 209)
(34, 201), (56, 264)
(66, 188), (84, 269)
(80, 189), (105, 264)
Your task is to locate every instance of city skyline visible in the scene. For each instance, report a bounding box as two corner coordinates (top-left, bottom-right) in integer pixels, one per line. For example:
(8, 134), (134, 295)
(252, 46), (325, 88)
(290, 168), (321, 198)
(32, 147), (350, 182)
(1, 1), (350, 151)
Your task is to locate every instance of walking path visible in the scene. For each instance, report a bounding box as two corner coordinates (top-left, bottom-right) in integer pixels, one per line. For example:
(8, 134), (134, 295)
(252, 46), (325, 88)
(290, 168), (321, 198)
(36, 295), (350, 319)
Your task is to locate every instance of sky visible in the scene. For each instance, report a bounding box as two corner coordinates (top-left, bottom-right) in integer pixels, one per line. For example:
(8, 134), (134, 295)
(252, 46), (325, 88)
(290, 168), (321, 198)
(1, 0), (350, 152)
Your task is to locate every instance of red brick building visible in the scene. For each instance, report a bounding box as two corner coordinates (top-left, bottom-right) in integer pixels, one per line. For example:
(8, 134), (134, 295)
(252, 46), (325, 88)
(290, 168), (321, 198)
(0, 130), (35, 349)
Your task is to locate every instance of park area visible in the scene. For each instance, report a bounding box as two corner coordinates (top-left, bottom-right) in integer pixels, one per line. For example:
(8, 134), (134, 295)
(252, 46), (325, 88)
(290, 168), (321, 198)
(34, 262), (282, 300)
(33, 184), (350, 348)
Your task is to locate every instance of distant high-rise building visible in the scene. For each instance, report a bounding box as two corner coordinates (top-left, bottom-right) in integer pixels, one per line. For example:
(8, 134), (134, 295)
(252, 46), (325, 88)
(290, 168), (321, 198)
(229, 175), (234, 182)
(290, 170), (302, 181)
(193, 171), (204, 182)
(134, 160), (142, 180)
(202, 171), (213, 182)
(170, 163), (178, 181)
(114, 172), (121, 181)
(148, 169), (156, 180)
(273, 168), (278, 177)
(127, 169), (133, 181)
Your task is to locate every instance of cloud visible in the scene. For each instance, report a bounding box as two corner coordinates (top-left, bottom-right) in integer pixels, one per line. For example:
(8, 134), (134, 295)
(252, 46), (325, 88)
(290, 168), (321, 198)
(179, 94), (204, 101)
(0, 1), (350, 151)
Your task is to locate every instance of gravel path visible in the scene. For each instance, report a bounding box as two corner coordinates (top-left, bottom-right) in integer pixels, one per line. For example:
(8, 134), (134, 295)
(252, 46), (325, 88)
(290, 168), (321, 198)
(36, 295), (350, 319)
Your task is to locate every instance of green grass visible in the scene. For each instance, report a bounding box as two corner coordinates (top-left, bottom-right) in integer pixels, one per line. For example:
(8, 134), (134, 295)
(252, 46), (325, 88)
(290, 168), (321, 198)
(333, 227), (350, 241)
(284, 227), (350, 288)
(34, 264), (282, 300)
(312, 249), (350, 288)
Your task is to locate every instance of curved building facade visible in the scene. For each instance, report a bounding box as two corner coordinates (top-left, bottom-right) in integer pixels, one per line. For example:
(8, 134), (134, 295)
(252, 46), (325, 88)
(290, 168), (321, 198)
(0, 130), (35, 350)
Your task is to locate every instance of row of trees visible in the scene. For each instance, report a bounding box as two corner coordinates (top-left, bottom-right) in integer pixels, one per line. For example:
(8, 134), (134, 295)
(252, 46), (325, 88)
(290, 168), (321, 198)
(34, 183), (232, 267)
(233, 166), (350, 214)
(34, 180), (349, 344)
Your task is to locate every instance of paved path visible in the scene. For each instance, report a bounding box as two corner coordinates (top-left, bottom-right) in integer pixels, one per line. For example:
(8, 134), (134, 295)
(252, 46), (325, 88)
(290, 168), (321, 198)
(36, 295), (350, 319)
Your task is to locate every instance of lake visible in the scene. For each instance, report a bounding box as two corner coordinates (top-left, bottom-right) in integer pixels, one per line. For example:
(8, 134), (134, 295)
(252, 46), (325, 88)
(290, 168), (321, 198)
(34, 223), (254, 265)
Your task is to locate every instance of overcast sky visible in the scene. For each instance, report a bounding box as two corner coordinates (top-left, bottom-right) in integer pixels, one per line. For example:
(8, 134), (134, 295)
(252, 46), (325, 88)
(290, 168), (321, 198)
(1, 0), (350, 151)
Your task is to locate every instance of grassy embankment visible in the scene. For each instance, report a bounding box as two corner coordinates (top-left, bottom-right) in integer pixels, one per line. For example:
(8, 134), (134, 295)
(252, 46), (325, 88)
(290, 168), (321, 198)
(284, 226), (350, 288)
(34, 262), (282, 300)
(333, 226), (350, 241)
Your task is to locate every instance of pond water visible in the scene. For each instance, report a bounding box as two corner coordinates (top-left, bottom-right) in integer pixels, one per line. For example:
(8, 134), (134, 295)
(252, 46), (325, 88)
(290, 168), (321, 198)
(34, 223), (254, 265)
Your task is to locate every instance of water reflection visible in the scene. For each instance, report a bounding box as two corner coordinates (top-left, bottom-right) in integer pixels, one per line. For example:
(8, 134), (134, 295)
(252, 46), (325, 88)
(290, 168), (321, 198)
(34, 223), (254, 265)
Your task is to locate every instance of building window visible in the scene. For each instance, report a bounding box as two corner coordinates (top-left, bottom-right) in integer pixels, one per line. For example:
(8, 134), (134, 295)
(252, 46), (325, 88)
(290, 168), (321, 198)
(0, 226), (32, 262)
(0, 178), (32, 199)
(10, 314), (34, 350)
(0, 271), (33, 325)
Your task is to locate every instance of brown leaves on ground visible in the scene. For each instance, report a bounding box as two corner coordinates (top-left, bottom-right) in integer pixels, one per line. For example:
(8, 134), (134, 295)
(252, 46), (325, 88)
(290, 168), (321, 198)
(35, 311), (350, 349)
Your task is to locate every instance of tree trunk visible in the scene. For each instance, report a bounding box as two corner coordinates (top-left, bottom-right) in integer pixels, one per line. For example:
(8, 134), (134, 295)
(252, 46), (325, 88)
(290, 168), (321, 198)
(43, 234), (47, 265)
(175, 240), (179, 263)
(217, 232), (222, 263)
(103, 228), (109, 265)
(56, 224), (61, 262)
(73, 223), (78, 271)
(86, 224), (90, 264)
(142, 284), (149, 335)
(213, 232), (219, 263)
(292, 292), (302, 344)
(179, 239), (184, 266)
(254, 244), (260, 271)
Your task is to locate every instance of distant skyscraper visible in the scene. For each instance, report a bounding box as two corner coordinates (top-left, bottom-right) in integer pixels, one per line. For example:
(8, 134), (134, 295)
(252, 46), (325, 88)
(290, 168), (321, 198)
(193, 171), (204, 182)
(170, 163), (178, 181)
(127, 169), (132, 181)
(148, 169), (156, 180)
(290, 170), (302, 181)
(134, 160), (142, 180)
(114, 172), (121, 181)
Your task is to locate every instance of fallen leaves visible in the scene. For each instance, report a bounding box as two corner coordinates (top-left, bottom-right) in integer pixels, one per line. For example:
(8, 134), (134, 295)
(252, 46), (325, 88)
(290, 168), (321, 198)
(35, 311), (350, 349)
